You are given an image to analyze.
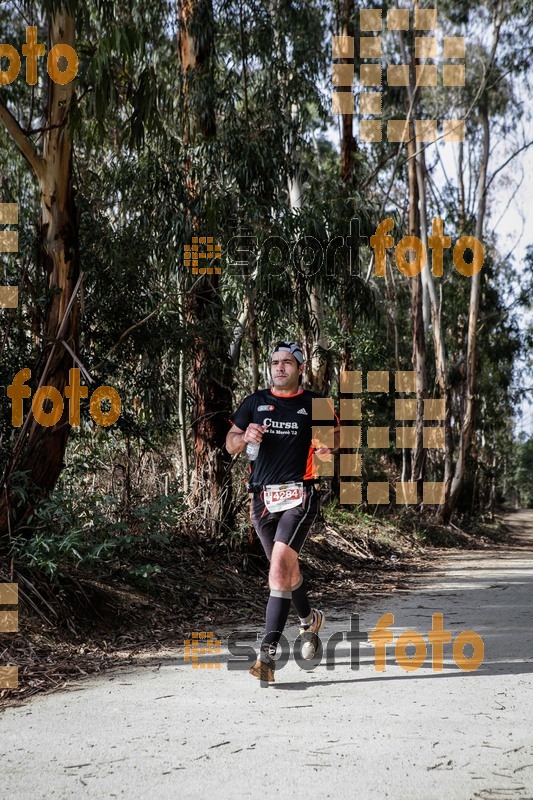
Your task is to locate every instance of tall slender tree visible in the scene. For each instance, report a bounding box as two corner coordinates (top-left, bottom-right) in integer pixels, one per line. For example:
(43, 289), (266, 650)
(0, 7), (79, 540)
(177, 0), (234, 532)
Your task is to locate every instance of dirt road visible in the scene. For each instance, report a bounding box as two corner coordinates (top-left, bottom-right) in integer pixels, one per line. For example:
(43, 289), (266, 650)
(2, 511), (533, 799)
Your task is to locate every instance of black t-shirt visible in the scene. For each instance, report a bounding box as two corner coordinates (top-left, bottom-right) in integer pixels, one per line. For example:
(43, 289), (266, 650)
(231, 387), (323, 486)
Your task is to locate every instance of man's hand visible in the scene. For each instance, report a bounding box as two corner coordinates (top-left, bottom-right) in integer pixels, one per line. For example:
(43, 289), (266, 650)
(243, 423), (267, 444)
(314, 446), (332, 462)
(225, 423), (268, 455)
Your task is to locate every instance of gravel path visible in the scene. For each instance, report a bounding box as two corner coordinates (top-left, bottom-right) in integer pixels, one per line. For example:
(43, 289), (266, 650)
(2, 511), (532, 800)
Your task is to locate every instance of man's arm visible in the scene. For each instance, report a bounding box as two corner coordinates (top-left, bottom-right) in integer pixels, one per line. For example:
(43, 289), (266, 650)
(226, 423), (266, 455)
(226, 424), (247, 455)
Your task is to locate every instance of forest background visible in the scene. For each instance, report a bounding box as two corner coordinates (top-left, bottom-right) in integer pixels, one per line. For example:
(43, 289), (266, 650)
(1, 0), (533, 682)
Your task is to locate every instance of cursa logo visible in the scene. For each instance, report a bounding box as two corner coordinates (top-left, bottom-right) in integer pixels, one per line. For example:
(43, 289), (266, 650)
(263, 418), (298, 430)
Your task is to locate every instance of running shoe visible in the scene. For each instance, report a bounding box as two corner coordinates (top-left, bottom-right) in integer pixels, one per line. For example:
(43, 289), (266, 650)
(249, 655), (275, 684)
(299, 609), (325, 660)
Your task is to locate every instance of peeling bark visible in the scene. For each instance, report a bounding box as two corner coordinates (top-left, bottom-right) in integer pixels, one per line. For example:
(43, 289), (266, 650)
(0, 10), (79, 542)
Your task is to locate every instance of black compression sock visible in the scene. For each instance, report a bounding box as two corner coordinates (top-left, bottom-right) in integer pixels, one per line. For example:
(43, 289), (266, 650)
(291, 576), (312, 622)
(260, 590), (292, 657)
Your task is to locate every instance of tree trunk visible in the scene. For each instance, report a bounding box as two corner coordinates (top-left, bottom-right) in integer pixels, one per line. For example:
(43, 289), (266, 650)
(339, 0), (356, 182)
(285, 103), (330, 392)
(178, 0), (234, 533)
(0, 10), (79, 543)
(247, 291), (260, 392)
(414, 145), (454, 499)
(288, 178), (330, 392)
(186, 281), (233, 530)
(308, 283), (330, 392)
(407, 125), (426, 485)
(384, 251), (410, 481)
(438, 3), (502, 523)
(441, 105), (490, 522)
(402, 16), (427, 487)
(177, 289), (190, 493)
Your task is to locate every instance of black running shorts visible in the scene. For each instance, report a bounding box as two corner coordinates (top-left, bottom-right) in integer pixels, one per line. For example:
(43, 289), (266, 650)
(250, 485), (320, 559)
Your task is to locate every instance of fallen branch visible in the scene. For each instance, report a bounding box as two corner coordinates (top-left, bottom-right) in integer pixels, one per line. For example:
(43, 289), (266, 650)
(323, 524), (375, 561)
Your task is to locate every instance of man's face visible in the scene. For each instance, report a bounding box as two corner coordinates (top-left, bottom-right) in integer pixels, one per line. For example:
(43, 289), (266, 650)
(270, 350), (302, 391)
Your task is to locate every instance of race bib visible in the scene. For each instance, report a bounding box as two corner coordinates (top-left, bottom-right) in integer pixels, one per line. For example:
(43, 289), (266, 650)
(264, 482), (304, 513)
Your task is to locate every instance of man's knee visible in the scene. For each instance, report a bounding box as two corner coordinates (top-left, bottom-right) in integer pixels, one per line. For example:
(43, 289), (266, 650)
(269, 544), (297, 585)
(269, 559), (292, 585)
(290, 561), (301, 585)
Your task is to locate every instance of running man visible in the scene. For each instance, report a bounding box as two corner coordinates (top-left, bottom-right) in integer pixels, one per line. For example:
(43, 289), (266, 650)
(226, 341), (339, 683)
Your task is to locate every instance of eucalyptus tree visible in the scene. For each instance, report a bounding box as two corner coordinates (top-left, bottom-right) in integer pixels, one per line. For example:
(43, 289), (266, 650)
(355, 0), (532, 519)
(0, 0), (178, 544)
(438, 0), (533, 521)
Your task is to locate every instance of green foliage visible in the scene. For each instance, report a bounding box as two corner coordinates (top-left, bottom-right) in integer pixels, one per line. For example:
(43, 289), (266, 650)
(11, 487), (184, 582)
(1, 0), (532, 563)
(9, 443), (186, 583)
(513, 436), (533, 508)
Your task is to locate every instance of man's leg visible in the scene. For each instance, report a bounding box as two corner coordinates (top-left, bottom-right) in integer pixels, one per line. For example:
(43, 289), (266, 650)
(274, 489), (324, 658)
(252, 513), (311, 624)
(290, 562), (313, 625)
(250, 490), (321, 681)
(250, 542), (298, 683)
(259, 542), (298, 658)
(276, 488), (319, 627)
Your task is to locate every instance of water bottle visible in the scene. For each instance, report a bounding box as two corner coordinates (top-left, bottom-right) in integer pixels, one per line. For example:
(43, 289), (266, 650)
(245, 423), (268, 460)
(246, 441), (260, 461)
